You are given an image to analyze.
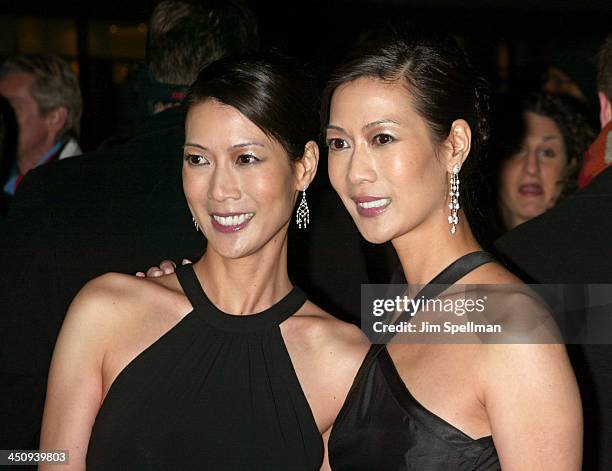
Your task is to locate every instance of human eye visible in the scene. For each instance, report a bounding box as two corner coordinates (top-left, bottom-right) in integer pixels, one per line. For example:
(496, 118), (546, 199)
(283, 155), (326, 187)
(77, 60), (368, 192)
(236, 153), (261, 165)
(539, 148), (557, 158)
(372, 133), (395, 146)
(326, 138), (349, 151)
(184, 154), (209, 166)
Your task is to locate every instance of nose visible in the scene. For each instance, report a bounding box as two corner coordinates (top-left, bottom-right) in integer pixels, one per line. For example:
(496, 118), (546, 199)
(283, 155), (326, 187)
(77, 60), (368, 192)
(208, 166), (241, 202)
(347, 142), (377, 185)
(522, 148), (540, 176)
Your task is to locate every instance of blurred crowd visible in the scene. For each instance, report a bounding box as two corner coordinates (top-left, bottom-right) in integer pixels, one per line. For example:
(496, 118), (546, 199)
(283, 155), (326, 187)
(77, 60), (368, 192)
(0, 0), (610, 469)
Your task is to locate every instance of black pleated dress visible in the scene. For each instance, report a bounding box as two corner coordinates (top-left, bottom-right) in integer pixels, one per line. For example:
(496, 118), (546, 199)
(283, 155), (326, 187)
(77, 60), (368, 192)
(86, 264), (323, 470)
(328, 252), (501, 470)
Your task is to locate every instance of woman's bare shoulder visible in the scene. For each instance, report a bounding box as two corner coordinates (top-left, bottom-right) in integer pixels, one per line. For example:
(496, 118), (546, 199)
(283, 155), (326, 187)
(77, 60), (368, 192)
(65, 272), (187, 346)
(286, 301), (369, 359)
(462, 261), (523, 285)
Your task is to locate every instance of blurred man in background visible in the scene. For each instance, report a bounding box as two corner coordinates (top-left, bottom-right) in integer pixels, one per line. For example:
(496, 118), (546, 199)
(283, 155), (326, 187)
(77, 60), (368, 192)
(0, 0), (258, 453)
(579, 33), (612, 189)
(0, 54), (82, 202)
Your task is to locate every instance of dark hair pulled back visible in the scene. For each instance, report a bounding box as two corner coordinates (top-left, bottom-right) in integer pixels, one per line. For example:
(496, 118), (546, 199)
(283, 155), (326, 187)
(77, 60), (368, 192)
(321, 25), (491, 243)
(185, 52), (319, 162)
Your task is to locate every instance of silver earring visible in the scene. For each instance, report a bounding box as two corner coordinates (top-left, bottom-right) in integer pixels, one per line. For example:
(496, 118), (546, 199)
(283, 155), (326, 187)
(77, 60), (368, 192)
(448, 164), (460, 234)
(296, 188), (310, 229)
(192, 216), (199, 232)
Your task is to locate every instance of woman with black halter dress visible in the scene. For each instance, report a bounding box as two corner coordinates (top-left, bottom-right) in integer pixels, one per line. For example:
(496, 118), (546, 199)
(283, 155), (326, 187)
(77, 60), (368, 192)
(39, 55), (368, 470)
(321, 28), (582, 470)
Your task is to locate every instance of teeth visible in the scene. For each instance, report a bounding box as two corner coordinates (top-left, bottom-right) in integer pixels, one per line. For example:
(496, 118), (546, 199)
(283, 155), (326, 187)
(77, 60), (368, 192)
(213, 213), (254, 226)
(358, 198), (390, 209)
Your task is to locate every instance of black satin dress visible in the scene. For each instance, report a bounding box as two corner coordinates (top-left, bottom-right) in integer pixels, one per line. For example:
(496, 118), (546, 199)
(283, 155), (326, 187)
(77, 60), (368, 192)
(329, 252), (501, 470)
(86, 264), (323, 470)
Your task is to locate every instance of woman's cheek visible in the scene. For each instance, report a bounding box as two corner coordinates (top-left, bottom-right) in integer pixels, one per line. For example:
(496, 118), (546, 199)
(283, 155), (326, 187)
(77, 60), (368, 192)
(544, 161), (567, 209)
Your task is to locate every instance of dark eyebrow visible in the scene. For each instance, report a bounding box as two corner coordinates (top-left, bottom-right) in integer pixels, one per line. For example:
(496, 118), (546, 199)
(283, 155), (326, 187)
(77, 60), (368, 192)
(326, 120), (400, 134)
(183, 142), (209, 151)
(364, 119), (400, 129)
(326, 124), (346, 133)
(231, 141), (265, 149)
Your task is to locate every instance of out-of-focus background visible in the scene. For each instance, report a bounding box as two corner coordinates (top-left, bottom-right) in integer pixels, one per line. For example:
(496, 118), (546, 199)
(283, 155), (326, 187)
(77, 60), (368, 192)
(0, 0), (609, 151)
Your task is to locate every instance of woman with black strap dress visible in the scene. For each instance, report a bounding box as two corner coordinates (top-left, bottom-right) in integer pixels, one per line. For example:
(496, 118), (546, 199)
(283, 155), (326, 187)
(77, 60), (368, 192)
(322, 28), (582, 470)
(39, 55), (368, 470)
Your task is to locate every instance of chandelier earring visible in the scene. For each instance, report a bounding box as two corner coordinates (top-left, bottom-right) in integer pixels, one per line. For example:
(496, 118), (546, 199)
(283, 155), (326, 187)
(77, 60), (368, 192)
(447, 164), (460, 234)
(296, 188), (310, 229)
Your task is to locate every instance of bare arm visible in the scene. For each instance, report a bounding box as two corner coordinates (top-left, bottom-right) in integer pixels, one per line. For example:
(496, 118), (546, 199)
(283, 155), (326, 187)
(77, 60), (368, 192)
(480, 343), (582, 470)
(39, 277), (117, 470)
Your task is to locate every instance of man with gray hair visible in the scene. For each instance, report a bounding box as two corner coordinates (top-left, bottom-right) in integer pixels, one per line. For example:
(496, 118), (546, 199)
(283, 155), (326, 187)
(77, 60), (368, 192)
(0, 54), (82, 197)
(0, 0), (258, 453)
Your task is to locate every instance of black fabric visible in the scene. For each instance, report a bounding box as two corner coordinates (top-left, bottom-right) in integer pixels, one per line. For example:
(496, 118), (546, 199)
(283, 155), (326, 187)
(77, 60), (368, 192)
(329, 347), (500, 471)
(494, 165), (612, 284)
(86, 264), (322, 470)
(0, 107), (203, 453)
(0, 106), (377, 454)
(377, 251), (496, 345)
(494, 166), (612, 471)
(329, 252), (500, 471)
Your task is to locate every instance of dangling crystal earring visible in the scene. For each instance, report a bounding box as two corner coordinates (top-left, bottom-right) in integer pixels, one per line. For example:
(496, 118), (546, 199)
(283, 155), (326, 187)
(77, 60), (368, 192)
(447, 164), (460, 234)
(296, 188), (310, 229)
(192, 216), (199, 232)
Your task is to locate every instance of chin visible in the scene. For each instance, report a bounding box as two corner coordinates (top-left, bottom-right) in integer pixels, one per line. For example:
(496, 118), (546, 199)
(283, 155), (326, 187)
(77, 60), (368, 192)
(355, 224), (394, 245)
(518, 206), (546, 221)
(204, 235), (252, 259)
(215, 245), (256, 260)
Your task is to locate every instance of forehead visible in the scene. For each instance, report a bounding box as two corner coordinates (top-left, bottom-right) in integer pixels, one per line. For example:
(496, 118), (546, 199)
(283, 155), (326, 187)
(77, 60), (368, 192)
(184, 99), (292, 160)
(0, 72), (36, 99)
(186, 100), (267, 140)
(524, 112), (561, 138)
(329, 77), (415, 123)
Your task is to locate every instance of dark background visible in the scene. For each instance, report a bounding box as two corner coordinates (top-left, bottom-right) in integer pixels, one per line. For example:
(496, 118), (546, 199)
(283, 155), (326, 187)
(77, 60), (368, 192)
(0, 0), (610, 151)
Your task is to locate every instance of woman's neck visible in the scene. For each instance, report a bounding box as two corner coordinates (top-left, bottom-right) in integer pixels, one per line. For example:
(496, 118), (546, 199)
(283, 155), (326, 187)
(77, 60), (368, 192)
(192, 231), (293, 315)
(392, 212), (482, 285)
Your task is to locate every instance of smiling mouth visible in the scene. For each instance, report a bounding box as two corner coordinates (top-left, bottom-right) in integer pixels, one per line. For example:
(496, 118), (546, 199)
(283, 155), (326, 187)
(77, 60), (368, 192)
(210, 212), (255, 232)
(353, 197), (391, 217)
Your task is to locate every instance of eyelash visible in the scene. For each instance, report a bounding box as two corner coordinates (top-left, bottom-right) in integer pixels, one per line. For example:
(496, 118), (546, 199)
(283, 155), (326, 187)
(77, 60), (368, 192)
(184, 154), (262, 166)
(326, 134), (395, 151)
(326, 138), (348, 151)
(372, 133), (395, 145)
(236, 154), (261, 165)
(184, 154), (209, 166)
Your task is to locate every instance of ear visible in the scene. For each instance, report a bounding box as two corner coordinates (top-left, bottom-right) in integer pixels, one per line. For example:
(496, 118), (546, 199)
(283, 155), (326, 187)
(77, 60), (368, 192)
(598, 91), (612, 129)
(441, 119), (472, 173)
(45, 106), (68, 137)
(293, 140), (319, 191)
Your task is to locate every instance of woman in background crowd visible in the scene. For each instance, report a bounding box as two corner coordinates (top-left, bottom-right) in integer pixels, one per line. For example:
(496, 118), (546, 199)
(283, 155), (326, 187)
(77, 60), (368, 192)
(494, 92), (595, 232)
